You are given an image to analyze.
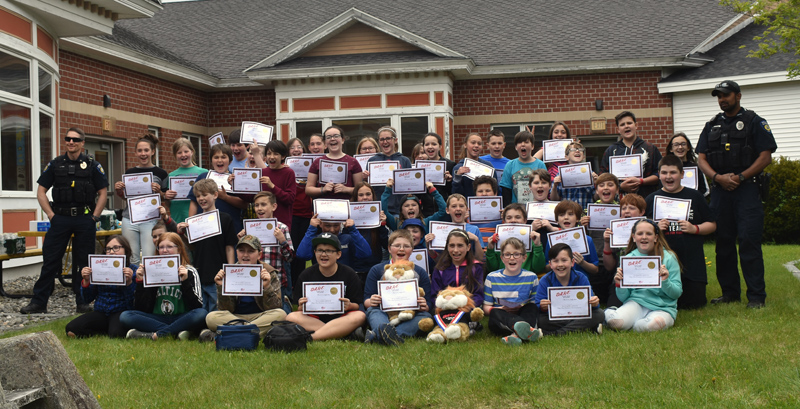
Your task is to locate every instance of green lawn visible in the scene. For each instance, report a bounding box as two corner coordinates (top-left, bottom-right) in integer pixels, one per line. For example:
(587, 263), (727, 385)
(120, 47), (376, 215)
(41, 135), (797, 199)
(5, 244), (800, 408)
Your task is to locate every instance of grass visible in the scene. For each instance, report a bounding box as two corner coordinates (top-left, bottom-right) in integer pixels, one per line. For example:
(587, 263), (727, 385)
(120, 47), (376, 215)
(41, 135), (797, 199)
(4, 244), (800, 408)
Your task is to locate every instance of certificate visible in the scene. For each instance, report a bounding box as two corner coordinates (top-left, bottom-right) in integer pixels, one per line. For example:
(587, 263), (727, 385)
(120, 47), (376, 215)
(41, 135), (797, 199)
(244, 218), (278, 247)
(123, 172), (154, 197)
(88, 255), (126, 286)
(313, 199), (350, 221)
(494, 223), (531, 251)
(653, 195), (691, 221)
(222, 264), (263, 296)
(354, 154), (373, 172)
(410, 249), (429, 275)
(206, 171), (232, 191)
(240, 121), (273, 145)
(620, 256), (662, 288)
(682, 166), (699, 190)
(303, 281), (345, 314)
(587, 204), (621, 231)
(548, 286), (592, 320)
(318, 159), (348, 185)
(378, 279), (420, 311)
(609, 217), (644, 248)
(526, 201), (559, 223)
(208, 132), (225, 146)
(285, 156), (313, 180)
(185, 209), (223, 243)
(349, 201), (381, 228)
(427, 221), (466, 250)
(142, 255), (181, 288)
(127, 194), (161, 225)
(608, 154), (643, 179)
(415, 160), (446, 185)
(558, 162), (593, 188)
(547, 226), (590, 255)
(170, 176), (196, 200)
(230, 167), (262, 194)
(468, 196), (502, 222)
(462, 158), (495, 180)
(367, 161), (400, 186)
(393, 169), (426, 194)
(542, 139), (572, 162)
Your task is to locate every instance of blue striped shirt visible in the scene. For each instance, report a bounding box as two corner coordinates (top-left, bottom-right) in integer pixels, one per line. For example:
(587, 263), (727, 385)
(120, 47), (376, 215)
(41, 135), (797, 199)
(483, 268), (539, 307)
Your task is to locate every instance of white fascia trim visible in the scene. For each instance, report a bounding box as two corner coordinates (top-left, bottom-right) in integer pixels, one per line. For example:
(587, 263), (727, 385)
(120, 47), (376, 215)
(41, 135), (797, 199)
(23, 0), (115, 35)
(657, 71), (796, 94)
(113, 0), (164, 18)
(248, 60), (474, 81)
(689, 15), (753, 55)
(245, 7), (467, 73)
(468, 57), (688, 78)
(62, 36), (223, 89)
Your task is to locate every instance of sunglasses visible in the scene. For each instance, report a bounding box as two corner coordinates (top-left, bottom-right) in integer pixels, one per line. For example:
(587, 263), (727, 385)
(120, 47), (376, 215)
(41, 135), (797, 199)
(65, 136), (84, 143)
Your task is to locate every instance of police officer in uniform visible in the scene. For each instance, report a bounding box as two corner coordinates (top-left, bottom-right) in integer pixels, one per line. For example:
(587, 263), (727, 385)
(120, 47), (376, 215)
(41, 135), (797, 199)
(696, 80), (776, 309)
(20, 127), (109, 314)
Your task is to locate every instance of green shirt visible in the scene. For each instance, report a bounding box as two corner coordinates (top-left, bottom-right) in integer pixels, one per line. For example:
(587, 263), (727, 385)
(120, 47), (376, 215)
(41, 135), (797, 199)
(153, 285), (186, 316)
(168, 166), (207, 223)
(485, 244), (546, 277)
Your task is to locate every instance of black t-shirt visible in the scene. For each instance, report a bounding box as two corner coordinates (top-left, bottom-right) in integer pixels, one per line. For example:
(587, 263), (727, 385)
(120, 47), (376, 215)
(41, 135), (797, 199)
(191, 211), (238, 285)
(645, 188), (715, 283)
(292, 263), (363, 306)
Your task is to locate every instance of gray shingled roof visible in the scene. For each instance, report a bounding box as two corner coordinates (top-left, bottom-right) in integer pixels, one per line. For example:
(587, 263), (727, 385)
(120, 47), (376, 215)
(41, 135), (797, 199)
(107, 0), (738, 80)
(661, 22), (796, 82)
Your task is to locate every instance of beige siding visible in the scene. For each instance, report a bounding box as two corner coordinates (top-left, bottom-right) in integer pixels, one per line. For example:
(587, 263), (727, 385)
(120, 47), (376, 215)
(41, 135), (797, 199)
(303, 23), (420, 57)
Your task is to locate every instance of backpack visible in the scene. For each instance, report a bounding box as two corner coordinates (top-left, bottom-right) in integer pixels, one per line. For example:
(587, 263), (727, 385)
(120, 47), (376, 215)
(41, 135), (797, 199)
(215, 319), (260, 351)
(263, 320), (314, 352)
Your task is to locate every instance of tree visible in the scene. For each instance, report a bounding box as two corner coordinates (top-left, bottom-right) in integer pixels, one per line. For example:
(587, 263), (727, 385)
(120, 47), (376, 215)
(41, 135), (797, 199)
(720, 0), (800, 78)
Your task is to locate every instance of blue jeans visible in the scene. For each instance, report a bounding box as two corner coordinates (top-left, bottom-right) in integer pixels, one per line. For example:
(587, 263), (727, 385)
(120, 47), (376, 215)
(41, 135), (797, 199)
(121, 217), (157, 265)
(366, 307), (432, 338)
(120, 308), (208, 337)
(202, 284), (217, 312)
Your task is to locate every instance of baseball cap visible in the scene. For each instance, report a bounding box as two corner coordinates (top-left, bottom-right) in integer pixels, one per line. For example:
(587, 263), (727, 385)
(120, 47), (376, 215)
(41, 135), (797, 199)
(400, 218), (427, 234)
(312, 232), (341, 251)
(237, 235), (262, 251)
(711, 80), (741, 96)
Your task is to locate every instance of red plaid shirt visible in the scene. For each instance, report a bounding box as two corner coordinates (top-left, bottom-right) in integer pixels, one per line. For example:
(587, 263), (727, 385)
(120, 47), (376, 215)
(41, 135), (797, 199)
(258, 221), (294, 289)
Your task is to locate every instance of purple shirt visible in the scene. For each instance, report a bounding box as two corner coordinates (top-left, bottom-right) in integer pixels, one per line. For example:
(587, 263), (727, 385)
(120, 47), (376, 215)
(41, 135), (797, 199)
(431, 261), (486, 306)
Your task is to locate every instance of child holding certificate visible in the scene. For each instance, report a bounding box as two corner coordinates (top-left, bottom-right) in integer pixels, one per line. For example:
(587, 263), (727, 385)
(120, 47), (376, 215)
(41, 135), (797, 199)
(499, 131), (547, 204)
(306, 126), (363, 201)
(164, 138), (206, 224)
(484, 237), (542, 346)
(287, 233), (366, 341)
(114, 134), (169, 264)
(645, 155), (716, 309)
(579, 173), (620, 305)
(534, 122), (574, 180)
(543, 200), (599, 277)
(200, 235), (286, 342)
(452, 133), (495, 198)
(605, 220), (682, 332)
(549, 141), (598, 209)
(288, 137), (315, 290)
(601, 193), (647, 307)
(431, 229), (485, 310)
(422, 132), (456, 200)
(121, 233), (207, 340)
(66, 235), (137, 338)
(187, 144), (247, 234)
(247, 140), (296, 230)
(366, 126), (413, 215)
(535, 243), (604, 336)
(178, 178), (237, 311)
(381, 179), (447, 232)
(295, 215), (372, 272)
(485, 203), (546, 276)
(527, 169), (560, 237)
(471, 175), (503, 247)
(363, 230), (432, 346)
(665, 132), (708, 196)
(350, 182), (389, 284)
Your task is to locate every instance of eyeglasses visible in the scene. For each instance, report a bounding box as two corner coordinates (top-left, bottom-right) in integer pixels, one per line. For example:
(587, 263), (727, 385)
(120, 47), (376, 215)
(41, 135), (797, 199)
(568, 148), (585, 153)
(158, 244), (179, 252)
(105, 245), (124, 253)
(379, 137), (395, 143)
(671, 142), (688, 148)
(325, 134), (342, 140)
(314, 249), (338, 255)
(65, 136), (84, 143)
(501, 252), (524, 259)
(390, 244), (412, 250)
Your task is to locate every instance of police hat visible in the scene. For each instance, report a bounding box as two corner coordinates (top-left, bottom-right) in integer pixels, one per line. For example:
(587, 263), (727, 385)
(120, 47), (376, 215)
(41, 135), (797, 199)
(711, 80), (741, 96)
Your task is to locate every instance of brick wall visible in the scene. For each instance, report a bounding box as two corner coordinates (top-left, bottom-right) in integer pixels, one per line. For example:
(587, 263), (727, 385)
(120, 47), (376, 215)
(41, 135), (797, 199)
(208, 89), (276, 128)
(452, 71), (674, 156)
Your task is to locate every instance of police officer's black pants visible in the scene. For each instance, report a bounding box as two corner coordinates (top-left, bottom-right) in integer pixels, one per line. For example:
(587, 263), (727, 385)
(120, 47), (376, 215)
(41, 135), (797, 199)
(32, 214), (96, 306)
(710, 182), (766, 302)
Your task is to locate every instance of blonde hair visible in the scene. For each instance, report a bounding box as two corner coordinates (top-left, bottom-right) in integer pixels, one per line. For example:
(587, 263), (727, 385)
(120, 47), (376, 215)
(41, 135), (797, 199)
(172, 138), (197, 166)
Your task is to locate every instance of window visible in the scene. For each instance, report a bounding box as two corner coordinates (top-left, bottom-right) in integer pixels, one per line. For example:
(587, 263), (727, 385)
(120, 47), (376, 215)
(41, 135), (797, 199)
(332, 118), (390, 155)
(183, 133), (203, 168)
(574, 134), (619, 171)
(0, 50), (30, 98)
(400, 116), (428, 160)
(295, 121), (322, 150)
(1, 102), (32, 191)
(38, 68), (52, 107)
(39, 113), (52, 173)
(148, 126), (161, 166)
(491, 123), (552, 159)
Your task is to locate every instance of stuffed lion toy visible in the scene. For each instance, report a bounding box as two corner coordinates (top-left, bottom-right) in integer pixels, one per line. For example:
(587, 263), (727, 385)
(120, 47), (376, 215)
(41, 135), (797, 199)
(382, 260), (425, 326)
(418, 286), (484, 343)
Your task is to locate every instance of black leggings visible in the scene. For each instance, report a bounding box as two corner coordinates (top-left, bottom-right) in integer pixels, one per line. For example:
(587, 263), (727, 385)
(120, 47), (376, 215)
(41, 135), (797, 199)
(65, 310), (128, 338)
(487, 303), (539, 336)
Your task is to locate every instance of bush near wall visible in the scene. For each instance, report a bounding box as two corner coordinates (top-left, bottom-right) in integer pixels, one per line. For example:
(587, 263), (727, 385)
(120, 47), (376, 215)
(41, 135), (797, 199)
(763, 156), (800, 243)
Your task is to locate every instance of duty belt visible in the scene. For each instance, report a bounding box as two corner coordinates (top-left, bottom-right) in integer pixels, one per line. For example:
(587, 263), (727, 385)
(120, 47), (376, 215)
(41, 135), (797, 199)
(52, 206), (90, 217)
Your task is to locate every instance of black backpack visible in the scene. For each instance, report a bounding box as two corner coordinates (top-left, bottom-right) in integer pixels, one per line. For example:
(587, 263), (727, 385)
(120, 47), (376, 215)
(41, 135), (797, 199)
(263, 321), (313, 352)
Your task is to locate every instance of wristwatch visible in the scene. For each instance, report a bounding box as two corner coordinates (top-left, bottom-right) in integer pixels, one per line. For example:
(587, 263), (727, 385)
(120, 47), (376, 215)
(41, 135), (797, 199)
(92, 215), (101, 223)
(738, 174), (745, 182)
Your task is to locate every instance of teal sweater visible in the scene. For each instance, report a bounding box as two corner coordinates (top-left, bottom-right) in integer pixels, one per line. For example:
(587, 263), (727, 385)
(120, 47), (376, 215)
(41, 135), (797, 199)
(615, 248), (683, 319)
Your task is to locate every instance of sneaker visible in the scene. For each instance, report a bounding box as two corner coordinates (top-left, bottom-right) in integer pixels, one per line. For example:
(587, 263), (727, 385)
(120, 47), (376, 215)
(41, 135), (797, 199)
(501, 334), (522, 346)
(76, 304), (93, 314)
(710, 295), (740, 305)
(347, 327), (366, 342)
(364, 329), (378, 344)
(177, 330), (192, 341)
(19, 302), (47, 314)
(596, 323), (603, 335)
(378, 324), (404, 347)
(126, 329), (156, 341)
(198, 329), (216, 343)
(513, 321), (537, 341)
(746, 300), (765, 309)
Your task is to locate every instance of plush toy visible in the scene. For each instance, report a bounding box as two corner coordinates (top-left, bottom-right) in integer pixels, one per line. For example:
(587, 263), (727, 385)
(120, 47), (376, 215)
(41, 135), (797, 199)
(382, 260), (425, 326)
(418, 286), (484, 343)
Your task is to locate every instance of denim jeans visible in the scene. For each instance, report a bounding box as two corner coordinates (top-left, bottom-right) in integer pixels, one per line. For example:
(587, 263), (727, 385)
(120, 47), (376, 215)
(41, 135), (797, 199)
(202, 283), (217, 312)
(120, 308), (208, 337)
(366, 307), (432, 338)
(121, 217), (157, 265)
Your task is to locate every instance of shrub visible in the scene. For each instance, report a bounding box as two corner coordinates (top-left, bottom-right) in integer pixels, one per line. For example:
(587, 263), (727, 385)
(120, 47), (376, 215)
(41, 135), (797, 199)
(763, 156), (800, 243)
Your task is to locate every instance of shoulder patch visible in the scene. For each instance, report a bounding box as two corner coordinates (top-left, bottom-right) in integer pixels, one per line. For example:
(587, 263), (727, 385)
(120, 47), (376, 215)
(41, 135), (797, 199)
(96, 163), (105, 175)
(761, 120), (771, 133)
(43, 162), (50, 173)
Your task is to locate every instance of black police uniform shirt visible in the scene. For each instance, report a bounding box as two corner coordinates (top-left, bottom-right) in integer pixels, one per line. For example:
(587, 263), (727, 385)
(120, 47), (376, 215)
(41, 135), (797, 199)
(38, 153), (109, 208)
(695, 107), (777, 172)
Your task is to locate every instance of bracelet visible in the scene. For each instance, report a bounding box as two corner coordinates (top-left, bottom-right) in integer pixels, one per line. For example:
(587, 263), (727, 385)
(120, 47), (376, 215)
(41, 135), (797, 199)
(639, 178), (645, 185)
(712, 173), (718, 182)
(694, 225), (700, 235)
(603, 250), (613, 255)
